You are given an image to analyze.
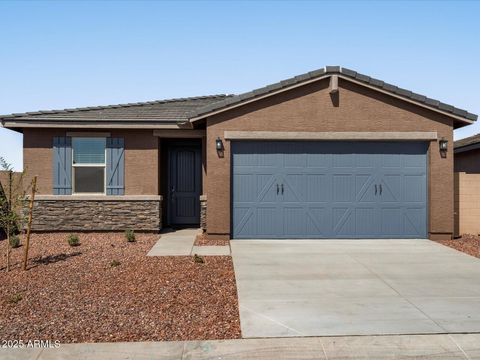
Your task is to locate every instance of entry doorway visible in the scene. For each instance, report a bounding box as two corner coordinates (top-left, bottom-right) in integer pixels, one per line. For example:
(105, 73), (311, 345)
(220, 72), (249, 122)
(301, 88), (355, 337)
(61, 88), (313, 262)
(166, 142), (202, 226)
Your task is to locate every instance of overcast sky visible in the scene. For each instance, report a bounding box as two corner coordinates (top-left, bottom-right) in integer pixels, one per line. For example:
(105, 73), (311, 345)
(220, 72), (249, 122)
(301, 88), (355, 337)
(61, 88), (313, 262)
(1, 0), (479, 170)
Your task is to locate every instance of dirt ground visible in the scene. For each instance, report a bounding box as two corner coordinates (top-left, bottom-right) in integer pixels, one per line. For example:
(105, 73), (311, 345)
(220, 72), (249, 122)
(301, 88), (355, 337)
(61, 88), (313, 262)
(434, 234), (480, 258)
(0, 232), (240, 343)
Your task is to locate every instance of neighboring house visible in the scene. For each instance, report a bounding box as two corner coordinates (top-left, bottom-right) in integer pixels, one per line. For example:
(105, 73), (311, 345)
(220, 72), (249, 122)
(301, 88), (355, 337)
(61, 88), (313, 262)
(0, 66), (477, 240)
(454, 134), (480, 236)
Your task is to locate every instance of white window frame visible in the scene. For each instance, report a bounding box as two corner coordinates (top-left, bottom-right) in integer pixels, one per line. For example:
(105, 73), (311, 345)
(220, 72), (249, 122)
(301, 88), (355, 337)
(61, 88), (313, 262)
(72, 137), (107, 195)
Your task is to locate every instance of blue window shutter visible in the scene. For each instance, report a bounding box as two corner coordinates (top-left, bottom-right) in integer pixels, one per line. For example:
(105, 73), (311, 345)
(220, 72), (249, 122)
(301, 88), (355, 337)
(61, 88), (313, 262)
(53, 137), (72, 195)
(106, 138), (125, 195)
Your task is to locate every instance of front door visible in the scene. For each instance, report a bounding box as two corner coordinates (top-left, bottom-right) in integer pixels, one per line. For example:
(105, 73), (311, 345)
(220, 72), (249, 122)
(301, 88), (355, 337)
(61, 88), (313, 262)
(168, 145), (202, 225)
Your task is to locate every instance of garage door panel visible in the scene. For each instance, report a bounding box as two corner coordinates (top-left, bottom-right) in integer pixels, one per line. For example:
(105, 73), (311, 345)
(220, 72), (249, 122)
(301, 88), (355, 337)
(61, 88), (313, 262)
(306, 151), (331, 168)
(380, 175), (402, 202)
(333, 153), (355, 168)
(355, 207), (378, 237)
(381, 153), (403, 168)
(356, 175), (377, 203)
(380, 208), (405, 235)
(234, 174), (256, 202)
(233, 207), (254, 237)
(334, 175), (356, 202)
(404, 175), (426, 203)
(283, 207), (307, 236)
(356, 153), (377, 169)
(333, 208), (355, 236)
(256, 208), (279, 236)
(257, 174), (278, 202)
(233, 141), (278, 167)
(283, 174), (305, 202)
(404, 153), (427, 168)
(307, 207), (328, 236)
(306, 175), (330, 202)
(404, 208), (426, 236)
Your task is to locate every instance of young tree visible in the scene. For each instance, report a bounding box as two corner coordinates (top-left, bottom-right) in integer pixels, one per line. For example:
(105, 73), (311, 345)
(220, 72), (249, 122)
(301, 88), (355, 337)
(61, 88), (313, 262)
(0, 157), (29, 272)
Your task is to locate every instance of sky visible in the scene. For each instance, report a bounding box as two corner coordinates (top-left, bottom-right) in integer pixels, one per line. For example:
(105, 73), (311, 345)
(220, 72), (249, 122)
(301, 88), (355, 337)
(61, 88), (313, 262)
(0, 0), (479, 171)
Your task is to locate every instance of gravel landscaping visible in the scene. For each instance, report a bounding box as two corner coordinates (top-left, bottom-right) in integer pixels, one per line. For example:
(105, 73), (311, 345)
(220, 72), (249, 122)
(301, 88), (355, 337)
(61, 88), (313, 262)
(435, 234), (480, 258)
(0, 233), (240, 343)
(195, 233), (229, 246)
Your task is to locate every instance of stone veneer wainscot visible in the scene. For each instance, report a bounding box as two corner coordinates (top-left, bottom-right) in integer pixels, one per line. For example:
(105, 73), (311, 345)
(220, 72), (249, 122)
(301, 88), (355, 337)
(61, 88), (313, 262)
(31, 195), (162, 232)
(200, 195), (207, 231)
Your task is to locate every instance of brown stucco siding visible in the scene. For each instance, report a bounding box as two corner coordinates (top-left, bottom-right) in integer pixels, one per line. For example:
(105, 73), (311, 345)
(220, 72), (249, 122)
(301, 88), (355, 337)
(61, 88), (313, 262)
(23, 129), (159, 195)
(455, 148), (480, 173)
(205, 78), (454, 239)
(23, 128), (65, 194)
(119, 130), (158, 195)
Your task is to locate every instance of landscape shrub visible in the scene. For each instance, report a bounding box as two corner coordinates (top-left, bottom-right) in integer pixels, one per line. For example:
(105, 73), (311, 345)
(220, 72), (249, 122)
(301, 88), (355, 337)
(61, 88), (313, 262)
(125, 229), (136, 242)
(9, 234), (20, 248)
(110, 259), (121, 267)
(67, 234), (80, 247)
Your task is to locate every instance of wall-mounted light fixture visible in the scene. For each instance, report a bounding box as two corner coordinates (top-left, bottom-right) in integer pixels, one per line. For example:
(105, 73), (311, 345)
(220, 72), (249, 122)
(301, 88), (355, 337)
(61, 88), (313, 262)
(215, 137), (224, 151)
(439, 137), (448, 152)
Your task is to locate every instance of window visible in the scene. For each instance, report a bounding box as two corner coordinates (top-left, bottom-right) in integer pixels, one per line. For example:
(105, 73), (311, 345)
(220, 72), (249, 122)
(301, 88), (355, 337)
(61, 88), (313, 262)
(72, 137), (106, 194)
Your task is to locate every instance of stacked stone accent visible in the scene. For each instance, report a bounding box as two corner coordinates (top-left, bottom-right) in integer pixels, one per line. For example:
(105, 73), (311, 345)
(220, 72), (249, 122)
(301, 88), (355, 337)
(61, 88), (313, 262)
(200, 195), (207, 231)
(30, 196), (162, 232)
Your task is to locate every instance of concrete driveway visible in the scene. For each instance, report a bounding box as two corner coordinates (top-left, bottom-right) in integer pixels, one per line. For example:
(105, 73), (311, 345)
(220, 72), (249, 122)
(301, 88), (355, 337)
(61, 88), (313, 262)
(231, 239), (480, 338)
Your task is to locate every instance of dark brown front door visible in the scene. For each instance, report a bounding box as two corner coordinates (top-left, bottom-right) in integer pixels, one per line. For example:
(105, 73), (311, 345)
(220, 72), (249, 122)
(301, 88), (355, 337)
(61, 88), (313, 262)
(168, 145), (202, 225)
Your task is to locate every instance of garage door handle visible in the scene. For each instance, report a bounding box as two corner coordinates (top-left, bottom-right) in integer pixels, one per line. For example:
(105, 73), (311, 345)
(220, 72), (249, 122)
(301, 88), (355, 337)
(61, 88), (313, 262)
(281, 184), (284, 194)
(375, 184), (377, 195)
(276, 184), (279, 195)
(379, 184), (382, 195)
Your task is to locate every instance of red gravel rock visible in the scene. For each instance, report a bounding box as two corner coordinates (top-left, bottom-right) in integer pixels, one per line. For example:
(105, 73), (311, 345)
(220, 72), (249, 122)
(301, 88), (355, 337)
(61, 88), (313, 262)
(435, 234), (480, 258)
(0, 233), (240, 343)
(195, 233), (230, 246)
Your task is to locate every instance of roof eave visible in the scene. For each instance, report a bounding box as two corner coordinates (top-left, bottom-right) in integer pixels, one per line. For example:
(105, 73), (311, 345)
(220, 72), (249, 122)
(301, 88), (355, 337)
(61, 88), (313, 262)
(454, 142), (480, 154)
(1, 119), (193, 130)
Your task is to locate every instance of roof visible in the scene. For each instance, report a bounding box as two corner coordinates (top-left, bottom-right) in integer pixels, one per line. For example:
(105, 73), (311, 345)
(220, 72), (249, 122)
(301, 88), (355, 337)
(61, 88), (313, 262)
(0, 94), (231, 123)
(455, 133), (480, 152)
(189, 66), (477, 125)
(1, 66), (477, 129)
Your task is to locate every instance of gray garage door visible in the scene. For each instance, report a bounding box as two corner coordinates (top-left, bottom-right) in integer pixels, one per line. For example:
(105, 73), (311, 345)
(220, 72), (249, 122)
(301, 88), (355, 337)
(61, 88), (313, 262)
(232, 141), (427, 239)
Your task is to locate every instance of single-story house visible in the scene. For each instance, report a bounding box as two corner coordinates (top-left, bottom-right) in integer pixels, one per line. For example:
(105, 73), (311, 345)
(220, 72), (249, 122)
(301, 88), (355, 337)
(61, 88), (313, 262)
(454, 134), (480, 236)
(1, 66), (477, 240)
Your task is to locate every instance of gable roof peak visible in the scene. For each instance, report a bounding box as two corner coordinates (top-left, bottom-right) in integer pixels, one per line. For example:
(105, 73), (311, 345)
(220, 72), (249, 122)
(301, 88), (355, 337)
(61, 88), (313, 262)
(189, 66), (477, 126)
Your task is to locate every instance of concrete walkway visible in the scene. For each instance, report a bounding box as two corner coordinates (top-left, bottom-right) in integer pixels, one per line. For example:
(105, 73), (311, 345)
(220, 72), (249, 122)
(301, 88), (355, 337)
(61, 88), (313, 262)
(231, 239), (480, 338)
(147, 228), (230, 256)
(3, 334), (480, 359)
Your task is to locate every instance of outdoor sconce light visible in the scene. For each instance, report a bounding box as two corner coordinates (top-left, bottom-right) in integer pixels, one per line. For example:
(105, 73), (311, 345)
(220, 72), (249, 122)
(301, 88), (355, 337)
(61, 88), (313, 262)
(215, 137), (224, 151)
(439, 137), (448, 152)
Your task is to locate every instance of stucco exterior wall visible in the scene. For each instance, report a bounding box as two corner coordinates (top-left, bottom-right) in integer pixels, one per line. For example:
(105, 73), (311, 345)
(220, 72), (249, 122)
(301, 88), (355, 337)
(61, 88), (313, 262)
(205, 78), (454, 240)
(23, 129), (159, 195)
(454, 149), (480, 237)
(455, 148), (480, 173)
(454, 172), (480, 237)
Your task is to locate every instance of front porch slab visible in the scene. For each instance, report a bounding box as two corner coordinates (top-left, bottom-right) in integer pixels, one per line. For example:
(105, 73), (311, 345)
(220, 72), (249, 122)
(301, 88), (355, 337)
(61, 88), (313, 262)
(192, 245), (231, 256)
(147, 229), (230, 256)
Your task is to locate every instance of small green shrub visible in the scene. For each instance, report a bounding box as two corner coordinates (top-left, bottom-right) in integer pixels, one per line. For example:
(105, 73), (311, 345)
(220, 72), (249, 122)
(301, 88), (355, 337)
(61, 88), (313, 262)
(9, 235), (20, 248)
(193, 254), (205, 264)
(7, 293), (23, 304)
(110, 260), (121, 267)
(125, 229), (136, 242)
(67, 234), (80, 247)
